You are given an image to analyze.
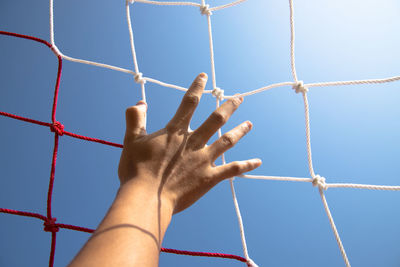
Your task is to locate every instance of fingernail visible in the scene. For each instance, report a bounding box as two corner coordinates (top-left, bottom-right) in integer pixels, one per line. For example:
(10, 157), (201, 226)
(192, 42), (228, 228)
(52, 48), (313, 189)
(199, 72), (208, 80)
(245, 121), (253, 130)
(233, 94), (243, 103)
(251, 158), (262, 165)
(136, 100), (147, 110)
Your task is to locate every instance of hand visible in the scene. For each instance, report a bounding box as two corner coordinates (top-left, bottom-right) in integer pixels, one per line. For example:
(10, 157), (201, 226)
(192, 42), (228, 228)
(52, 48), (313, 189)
(69, 73), (262, 267)
(118, 73), (261, 214)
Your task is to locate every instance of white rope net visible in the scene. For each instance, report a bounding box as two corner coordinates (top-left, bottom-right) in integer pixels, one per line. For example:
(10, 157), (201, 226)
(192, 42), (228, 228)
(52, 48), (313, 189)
(46, 0), (400, 266)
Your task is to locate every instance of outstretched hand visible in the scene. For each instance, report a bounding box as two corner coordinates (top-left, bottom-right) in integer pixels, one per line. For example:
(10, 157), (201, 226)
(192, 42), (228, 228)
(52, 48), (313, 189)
(69, 73), (262, 267)
(118, 73), (261, 214)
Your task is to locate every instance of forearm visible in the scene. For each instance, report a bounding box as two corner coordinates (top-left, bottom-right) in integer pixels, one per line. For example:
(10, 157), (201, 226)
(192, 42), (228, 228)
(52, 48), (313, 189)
(68, 179), (173, 267)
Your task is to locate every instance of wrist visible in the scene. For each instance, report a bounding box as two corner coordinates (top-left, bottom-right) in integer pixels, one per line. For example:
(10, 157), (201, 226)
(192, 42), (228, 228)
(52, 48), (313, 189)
(94, 176), (174, 249)
(117, 177), (175, 217)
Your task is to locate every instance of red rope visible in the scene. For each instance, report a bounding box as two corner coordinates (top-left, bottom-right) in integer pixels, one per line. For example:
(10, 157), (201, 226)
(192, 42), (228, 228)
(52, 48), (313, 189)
(0, 111), (52, 127)
(57, 224), (95, 234)
(64, 131), (123, 148)
(0, 30), (250, 266)
(161, 248), (248, 263)
(0, 111), (123, 147)
(0, 208), (47, 221)
(0, 30), (52, 48)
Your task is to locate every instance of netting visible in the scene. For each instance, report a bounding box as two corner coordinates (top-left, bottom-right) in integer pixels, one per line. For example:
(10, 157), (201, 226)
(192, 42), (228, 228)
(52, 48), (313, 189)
(1, 0), (399, 266)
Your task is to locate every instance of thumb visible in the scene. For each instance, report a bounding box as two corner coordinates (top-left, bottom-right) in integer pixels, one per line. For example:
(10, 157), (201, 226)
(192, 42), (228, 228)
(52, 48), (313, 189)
(125, 100), (147, 138)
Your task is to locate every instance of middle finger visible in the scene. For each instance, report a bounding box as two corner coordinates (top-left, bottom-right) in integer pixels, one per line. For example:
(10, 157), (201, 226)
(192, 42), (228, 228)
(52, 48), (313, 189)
(189, 96), (243, 148)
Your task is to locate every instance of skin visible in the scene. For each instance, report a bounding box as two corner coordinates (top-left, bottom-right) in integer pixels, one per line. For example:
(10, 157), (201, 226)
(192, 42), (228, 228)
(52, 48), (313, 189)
(68, 73), (262, 267)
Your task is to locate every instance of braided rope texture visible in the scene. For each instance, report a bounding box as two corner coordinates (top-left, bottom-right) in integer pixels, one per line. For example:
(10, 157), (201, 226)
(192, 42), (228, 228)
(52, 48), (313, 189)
(1, 0), (399, 266)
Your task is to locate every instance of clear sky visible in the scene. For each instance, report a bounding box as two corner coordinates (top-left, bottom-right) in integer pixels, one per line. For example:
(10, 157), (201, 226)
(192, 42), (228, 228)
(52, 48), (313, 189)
(1, 0), (400, 266)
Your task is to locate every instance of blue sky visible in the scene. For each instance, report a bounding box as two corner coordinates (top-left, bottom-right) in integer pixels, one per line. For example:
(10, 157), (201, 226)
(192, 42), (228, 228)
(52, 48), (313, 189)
(1, 0), (399, 266)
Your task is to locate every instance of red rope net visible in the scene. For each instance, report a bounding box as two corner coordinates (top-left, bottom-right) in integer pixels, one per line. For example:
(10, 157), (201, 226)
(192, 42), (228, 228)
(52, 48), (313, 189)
(0, 30), (249, 267)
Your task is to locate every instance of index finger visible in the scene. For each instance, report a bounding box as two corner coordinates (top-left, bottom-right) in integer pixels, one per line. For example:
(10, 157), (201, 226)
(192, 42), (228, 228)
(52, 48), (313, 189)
(166, 73), (208, 131)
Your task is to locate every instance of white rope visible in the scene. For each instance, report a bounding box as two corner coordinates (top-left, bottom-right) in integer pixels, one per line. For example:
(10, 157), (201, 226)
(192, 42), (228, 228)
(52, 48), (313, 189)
(200, 4), (212, 16)
(241, 174), (400, 192)
(230, 181), (259, 267)
(211, 87), (224, 100)
(229, 178), (251, 260)
(229, 181), (259, 267)
(204, 6), (218, 96)
(302, 92), (316, 178)
(210, 0), (248, 12)
(292, 80), (309, 94)
(126, 1), (141, 75)
(228, 81), (294, 99)
(50, 40), (136, 76)
(133, 0), (248, 12)
(126, 1), (147, 101)
(288, 0), (315, 179)
(49, 0), (55, 45)
(145, 77), (204, 93)
(312, 174), (327, 190)
(49, 0), (138, 78)
(327, 183), (400, 191)
(60, 51), (135, 75)
(134, 0), (200, 7)
(305, 75), (400, 88)
(215, 98), (252, 262)
(318, 189), (351, 267)
(200, 0), (253, 262)
(288, 0), (298, 82)
(240, 174), (313, 183)
(134, 72), (146, 84)
(288, 1), (348, 265)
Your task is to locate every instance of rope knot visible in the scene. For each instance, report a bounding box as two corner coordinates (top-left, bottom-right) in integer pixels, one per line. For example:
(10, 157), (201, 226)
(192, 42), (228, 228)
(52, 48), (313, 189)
(246, 258), (259, 267)
(50, 121), (64, 136)
(312, 174), (327, 190)
(200, 4), (212, 16)
(44, 218), (59, 233)
(134, 72), (146, 84)
(292, 80), (308, 94)
(211, 87), (224, 100)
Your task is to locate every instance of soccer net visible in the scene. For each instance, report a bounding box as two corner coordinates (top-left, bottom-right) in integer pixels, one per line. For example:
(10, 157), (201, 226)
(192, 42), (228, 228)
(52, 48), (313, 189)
(1, 0), (399, 266)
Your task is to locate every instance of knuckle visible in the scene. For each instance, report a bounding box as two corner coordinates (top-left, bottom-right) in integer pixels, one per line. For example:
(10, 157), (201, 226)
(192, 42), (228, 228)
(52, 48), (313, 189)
(191, 79), (204, 89)
(166, 122), (179, 133)
(221, 133), (235, 147)
(210, 111), (226, 125)
(137, 126), (146, 134)
(123, 133), (135, 144)
(184, 93), (200, 106)
(188, 135), (202, 149)
(231, 162), (242, 173)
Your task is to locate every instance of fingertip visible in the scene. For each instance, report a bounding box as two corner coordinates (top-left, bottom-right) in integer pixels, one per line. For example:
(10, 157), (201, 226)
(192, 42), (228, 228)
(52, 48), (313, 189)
(245, 121), (253, 130)
(124, 104), (148, 137)
(199, 72), (208, 80)
(195, 73), (208, 87)
(233, 94), (244, 103)
(125, 103), (147, 124)
(250, 158), (262, 167)
(136, 100), (148, 110)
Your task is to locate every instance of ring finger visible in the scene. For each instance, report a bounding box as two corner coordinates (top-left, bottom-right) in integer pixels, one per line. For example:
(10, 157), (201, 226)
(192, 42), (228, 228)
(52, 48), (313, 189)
(206, 120), (253, 161)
